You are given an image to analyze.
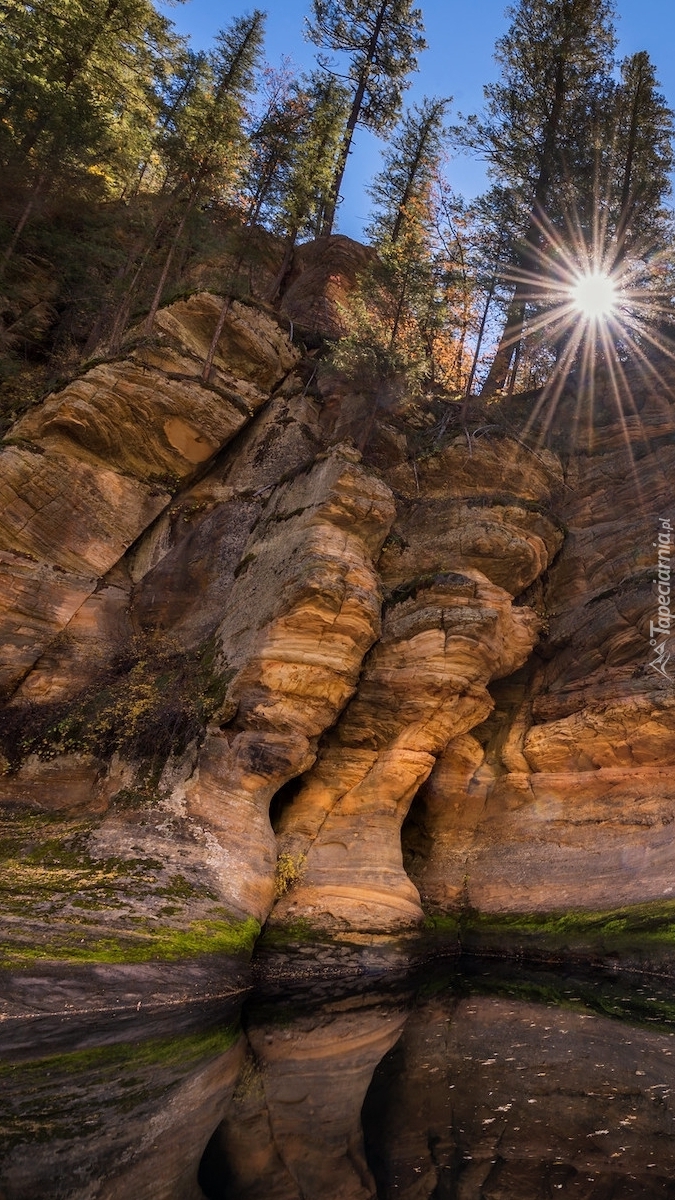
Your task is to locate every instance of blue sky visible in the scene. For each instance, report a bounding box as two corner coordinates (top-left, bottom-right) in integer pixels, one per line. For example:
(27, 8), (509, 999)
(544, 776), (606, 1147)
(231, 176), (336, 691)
(161, 0), (675, 239)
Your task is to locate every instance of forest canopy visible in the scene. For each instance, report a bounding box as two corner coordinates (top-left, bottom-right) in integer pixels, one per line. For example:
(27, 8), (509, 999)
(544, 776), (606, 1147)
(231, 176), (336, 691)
(0, 0), (674, 411)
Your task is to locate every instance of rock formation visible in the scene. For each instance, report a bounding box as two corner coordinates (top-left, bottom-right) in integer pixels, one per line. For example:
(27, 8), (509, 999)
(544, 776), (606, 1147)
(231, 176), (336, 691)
(1, 245), (675, 964)
(272, 571), (539, 930)
(6, 967), (675, 1200)
(405, 380), (675, 919)
(183, 450), (396, 922)
(201, 996), (406, 1200)
(0, 293), (297, 701)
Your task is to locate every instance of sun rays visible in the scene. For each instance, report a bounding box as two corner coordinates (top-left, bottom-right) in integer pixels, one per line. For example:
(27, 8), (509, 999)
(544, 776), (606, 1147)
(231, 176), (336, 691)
(486, 202), (675, 470)
(570, 271), (618, 322)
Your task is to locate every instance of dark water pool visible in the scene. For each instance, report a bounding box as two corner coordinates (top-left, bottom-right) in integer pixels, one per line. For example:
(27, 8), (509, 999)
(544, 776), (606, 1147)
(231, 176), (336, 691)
(4, 959), (675, 1199)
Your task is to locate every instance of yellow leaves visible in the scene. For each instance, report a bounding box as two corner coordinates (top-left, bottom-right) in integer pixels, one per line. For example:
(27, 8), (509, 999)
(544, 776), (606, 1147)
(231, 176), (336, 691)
(274, 852), (307, 898)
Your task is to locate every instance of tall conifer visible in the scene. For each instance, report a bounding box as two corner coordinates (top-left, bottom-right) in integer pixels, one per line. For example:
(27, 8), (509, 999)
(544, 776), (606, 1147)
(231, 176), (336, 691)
(461, 0), (617, 396)
(307, 0), (426, 235)
(144, 9), (265, 332)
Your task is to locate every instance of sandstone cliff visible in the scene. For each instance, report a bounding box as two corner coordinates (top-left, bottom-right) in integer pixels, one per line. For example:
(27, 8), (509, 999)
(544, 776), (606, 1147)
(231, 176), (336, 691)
(1, 239), (675, 974)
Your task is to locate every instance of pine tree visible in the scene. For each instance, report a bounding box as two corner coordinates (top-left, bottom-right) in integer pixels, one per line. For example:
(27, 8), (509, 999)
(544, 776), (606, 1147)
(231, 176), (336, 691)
(360, 97), (449, 376)
(241, 61), (303, 230)
(461, 0), (617, 396)
(461, 186), (518, 402)
(367, 96), (449, 244)
(428, 177), (476, 395)
(608, 52), (674, 264)
(143, 9), (265, 333)
(267, 73), (349, 301)
(0, 0), (180, 275)
(332, 97), (471, 425)
(306, 0), (426, 235)
(133, 47), (210, 197)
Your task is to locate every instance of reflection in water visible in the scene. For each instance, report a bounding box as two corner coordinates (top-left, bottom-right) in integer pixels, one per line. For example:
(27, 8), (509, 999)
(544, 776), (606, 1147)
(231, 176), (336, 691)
(0, 1012), (245, 1200)
(199, 994), (407, 1200)
(4, 964), (675, 1199)
(363, 983), (675, 1198)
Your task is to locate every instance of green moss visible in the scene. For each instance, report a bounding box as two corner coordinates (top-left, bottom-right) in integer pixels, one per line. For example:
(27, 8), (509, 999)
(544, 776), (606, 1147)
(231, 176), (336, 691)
(264, 505), (308, 525)
(0, 916), (260, 967)
(0, 1024), (239, 1081)
(159, 873), (204, 900)
(0, 813), (166, 911)
(0, 634), (233, 773)
(1, 435), (45, 454)
(422, 913), (461, 936)
(459, 899), (675, 957)
(149, 470), (180, 492)
(0, 1023), (241, 1150)
(381, 529), (409, 553)
(457, 965), (675, 1034)
(258, 918), (324, 947)
(0, 810), (260, 965)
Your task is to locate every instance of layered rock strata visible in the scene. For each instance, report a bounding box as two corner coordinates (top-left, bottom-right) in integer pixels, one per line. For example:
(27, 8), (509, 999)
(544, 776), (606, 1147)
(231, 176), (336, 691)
(406, 381), (675, 917)
(272, 572), (539, 930)
(184, 449), (396, 922)
(2, 262), (675, 945)
(0, 293), (297, 699)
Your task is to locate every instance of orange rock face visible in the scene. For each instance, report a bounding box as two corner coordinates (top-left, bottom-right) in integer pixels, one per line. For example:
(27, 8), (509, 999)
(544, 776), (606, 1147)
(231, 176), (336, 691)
(280, 235), (375, 338)
(0, 294), (297, 699)
(184, 449), (396, 922)
(2, 262), (675, 938)
(272, 572), (539, 930)
(407, 380), (675, 918)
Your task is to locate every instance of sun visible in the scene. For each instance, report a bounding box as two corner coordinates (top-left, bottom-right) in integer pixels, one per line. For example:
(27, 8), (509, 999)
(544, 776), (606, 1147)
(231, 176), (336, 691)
(570, 271), (617, 322)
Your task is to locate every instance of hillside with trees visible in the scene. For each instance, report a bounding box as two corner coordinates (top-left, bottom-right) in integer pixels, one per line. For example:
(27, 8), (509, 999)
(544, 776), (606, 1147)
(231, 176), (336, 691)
(1, 0), (674, 430)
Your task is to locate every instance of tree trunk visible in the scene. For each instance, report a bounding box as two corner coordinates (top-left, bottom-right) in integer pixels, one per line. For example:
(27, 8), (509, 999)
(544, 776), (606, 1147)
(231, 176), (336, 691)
(0, 172), (47, 282)
(201, 211), (272, 383)
(321, 0), (390, 236)
(479, 286), (527, 398)
(267, 226), (298, 304)
(388, 265), (410, 351)
(461, 269), (499, 421)
(201, 297), (232, 383)
(507, 336), (522, 397)
(143, 197), (195, 336)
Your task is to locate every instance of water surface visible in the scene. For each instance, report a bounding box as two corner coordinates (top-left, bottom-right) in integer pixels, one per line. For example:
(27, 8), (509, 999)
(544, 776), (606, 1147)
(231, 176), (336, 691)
(4, 959), (675, 1199)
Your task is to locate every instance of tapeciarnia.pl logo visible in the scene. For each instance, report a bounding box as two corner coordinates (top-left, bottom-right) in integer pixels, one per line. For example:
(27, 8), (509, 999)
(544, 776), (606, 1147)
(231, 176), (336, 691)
(649, 516), (673, 680)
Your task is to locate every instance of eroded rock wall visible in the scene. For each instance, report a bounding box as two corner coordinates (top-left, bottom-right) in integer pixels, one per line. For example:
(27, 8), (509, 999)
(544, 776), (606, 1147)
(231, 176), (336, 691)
(2, 255), (675, 943)
(272, 572), (539, 930)
(183, 449), (396, 922)
(406, 379), (675, 917)
(0, 293), (297, 700)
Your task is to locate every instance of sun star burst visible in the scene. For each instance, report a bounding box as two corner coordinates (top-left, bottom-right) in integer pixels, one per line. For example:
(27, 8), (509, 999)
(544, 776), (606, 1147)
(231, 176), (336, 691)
(481, 201), (675, 461)
(570, 271), (617, 322)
